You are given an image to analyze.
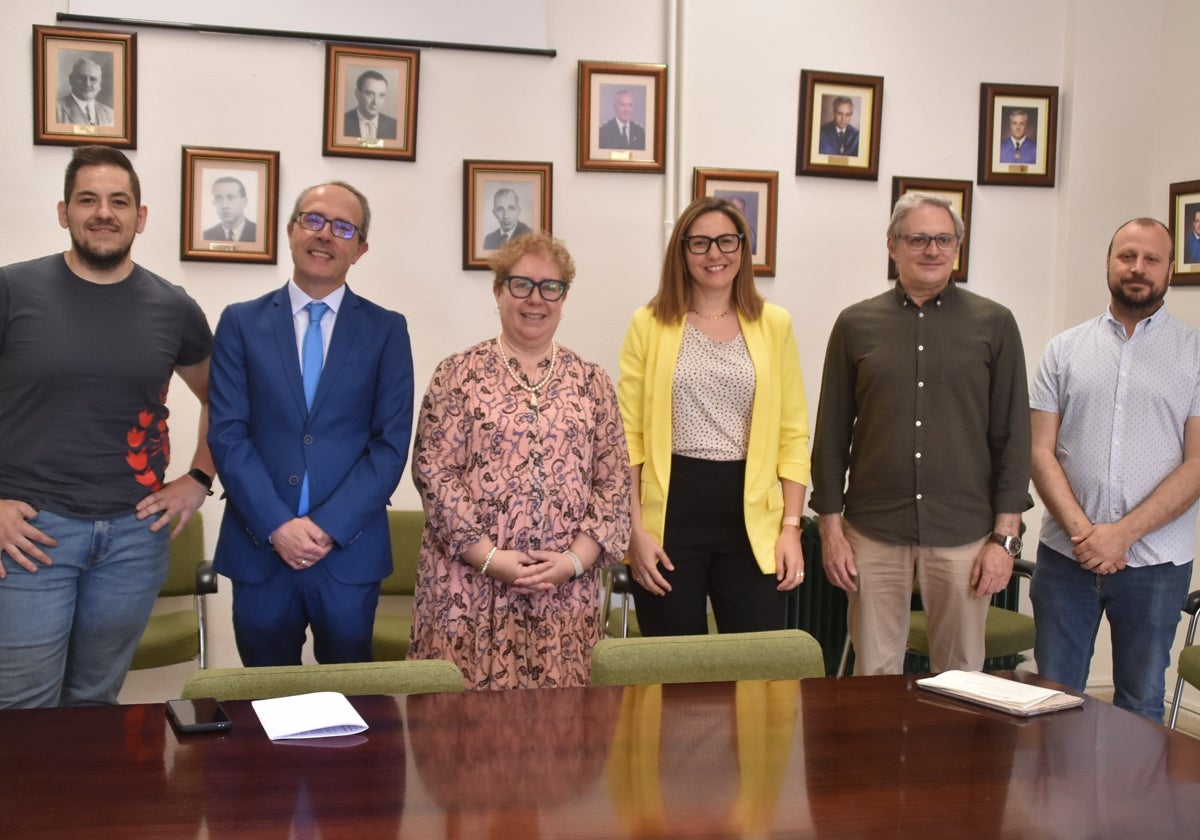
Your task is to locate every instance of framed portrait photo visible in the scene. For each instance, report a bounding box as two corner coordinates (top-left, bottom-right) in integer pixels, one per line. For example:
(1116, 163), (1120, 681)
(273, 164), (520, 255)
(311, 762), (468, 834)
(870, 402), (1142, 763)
(693, 167), (779, 277)
(463, 160), (553, 271)
(180, 146), (280, 265)
(796, 69), (883, 181)
(978, 83), (1058, 187)
(888, 176), (974, 282)
(1169, 178), (1200, 284)
(323, 44), (419, 161)
(33, 25), (136, 148)
(577, 61), (667, 173)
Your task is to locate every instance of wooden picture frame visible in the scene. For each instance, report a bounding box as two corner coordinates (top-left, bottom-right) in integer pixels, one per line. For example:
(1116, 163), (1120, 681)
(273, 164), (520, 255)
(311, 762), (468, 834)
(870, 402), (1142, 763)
(323, 44), (419, 161)
(180, 146), (280, 264)
(978, 83), (1058, 187)
(888, 177), (974, 282)
(577, 60), (667, 173)
(1169, 178), (1200, 284)
(693, 168), (779, 277)
(463, 160), (553, 270)
(796, 69), (883, 181)
(33, 25), (136, 148)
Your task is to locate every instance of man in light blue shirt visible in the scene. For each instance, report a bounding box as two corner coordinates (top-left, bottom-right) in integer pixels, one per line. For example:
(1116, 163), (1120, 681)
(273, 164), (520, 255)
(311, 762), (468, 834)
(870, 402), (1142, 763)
(1030, 217), (1200, 722)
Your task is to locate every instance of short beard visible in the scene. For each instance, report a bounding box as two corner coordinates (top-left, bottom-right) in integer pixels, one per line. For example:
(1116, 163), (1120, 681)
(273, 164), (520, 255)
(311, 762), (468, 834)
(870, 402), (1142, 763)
(70, 233), (132, 274)
(1110, 283), (1166, 316)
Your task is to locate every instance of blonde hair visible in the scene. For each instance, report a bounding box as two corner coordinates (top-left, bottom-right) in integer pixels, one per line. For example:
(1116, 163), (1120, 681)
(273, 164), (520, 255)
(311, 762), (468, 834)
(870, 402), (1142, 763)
(488, 231), (577, 290)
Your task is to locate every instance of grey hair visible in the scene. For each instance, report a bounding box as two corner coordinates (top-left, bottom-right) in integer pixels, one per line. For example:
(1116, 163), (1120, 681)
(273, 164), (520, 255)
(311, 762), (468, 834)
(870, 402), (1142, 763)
(886, 191), (964, 241)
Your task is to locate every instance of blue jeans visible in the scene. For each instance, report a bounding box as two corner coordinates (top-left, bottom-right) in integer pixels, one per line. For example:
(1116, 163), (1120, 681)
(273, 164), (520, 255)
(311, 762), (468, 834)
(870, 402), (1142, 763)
(1030, 542), (1191, 723)
(0, 510), (167, 708)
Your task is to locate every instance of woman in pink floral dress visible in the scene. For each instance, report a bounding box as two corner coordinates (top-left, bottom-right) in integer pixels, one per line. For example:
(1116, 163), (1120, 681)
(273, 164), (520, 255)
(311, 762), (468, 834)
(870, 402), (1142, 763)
(408, 232), (631, 689)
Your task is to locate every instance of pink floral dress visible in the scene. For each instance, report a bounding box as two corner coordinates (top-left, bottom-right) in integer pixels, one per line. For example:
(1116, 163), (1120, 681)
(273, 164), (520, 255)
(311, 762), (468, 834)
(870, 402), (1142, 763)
(408, 339), (631, 689)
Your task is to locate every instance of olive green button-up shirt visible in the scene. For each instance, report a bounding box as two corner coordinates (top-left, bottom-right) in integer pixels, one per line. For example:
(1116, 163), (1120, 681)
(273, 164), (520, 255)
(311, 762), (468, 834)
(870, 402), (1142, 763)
(810, 281), (1033, 545)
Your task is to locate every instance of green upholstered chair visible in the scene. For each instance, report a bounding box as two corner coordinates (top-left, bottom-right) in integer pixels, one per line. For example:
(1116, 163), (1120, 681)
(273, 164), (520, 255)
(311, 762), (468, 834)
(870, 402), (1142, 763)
(906, 557), (1037, 667)
(130, 513), (217, 671)
(180, 659), (465, 701)
(372, 509), (424, 661)
(1168, 589), (1200, 729)
(590, 629), (825, 686)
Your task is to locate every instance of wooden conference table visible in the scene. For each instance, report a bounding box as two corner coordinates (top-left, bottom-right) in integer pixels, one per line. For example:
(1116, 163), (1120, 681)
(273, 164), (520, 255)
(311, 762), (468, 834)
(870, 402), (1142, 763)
(5, 672), (1200, 839)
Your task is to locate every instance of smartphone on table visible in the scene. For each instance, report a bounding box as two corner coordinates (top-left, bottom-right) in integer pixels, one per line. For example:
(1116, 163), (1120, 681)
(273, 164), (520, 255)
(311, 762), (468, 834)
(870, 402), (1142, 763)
(166, 697), (232, 733)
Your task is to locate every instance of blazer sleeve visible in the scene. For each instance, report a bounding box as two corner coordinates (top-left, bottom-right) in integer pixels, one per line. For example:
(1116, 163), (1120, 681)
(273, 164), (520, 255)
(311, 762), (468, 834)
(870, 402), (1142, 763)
(207, 305), (298, 541)
(617, 309), (651, 466)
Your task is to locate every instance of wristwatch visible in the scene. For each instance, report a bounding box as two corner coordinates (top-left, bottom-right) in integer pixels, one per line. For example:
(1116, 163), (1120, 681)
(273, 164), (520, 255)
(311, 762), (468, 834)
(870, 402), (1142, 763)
(188, 468), (215, 497)
(989, 532), (1022, 557)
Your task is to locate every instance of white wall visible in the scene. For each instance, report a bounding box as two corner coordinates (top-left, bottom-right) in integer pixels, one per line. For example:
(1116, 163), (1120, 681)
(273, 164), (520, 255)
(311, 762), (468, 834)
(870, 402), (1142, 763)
(3, 0), (1198, 706)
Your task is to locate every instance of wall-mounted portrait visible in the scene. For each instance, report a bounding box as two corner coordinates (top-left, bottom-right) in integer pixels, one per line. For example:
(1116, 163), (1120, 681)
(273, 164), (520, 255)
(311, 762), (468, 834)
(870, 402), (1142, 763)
(796, 69), (883, 181)
(978, 83), (1058, 187)
(1169, 178), (1200, 284)
(888, 176), (974, 282)
(323, 44), (419, 161)
(33, 25), (136, 148)
(693, 167), (779, 276)
(463, 160), (553, 270)
(577, 61), (666, 173)
(180, 146), (279, 264)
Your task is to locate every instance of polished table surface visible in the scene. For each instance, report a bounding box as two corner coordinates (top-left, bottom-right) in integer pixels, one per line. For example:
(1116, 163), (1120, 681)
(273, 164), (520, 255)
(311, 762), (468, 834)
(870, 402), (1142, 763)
(5, 672), (1200, 839)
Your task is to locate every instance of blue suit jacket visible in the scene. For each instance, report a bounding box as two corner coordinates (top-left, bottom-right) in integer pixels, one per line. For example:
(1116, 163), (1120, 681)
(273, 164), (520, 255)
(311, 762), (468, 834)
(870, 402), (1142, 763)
(208, 283), (414, 585)
(1186, 232), (1200, 265)
(818, 122), (859, 156)
(998, 136), (1037, 164)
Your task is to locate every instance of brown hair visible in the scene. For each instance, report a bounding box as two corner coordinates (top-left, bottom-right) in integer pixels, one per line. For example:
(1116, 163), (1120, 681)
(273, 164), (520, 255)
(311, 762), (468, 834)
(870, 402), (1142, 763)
(64, 146), (141, 206)
(649, 196), (762, 323)
(488, 230), (577, 290)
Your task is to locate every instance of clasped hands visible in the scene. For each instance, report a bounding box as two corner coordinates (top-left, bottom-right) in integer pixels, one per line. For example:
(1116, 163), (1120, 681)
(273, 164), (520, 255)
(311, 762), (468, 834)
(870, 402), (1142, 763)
(485, 549), (578, 593)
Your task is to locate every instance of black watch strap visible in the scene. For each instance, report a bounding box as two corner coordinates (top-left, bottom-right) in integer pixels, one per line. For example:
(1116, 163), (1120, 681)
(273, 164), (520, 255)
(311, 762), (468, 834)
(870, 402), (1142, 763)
(188, 468), (215, 496)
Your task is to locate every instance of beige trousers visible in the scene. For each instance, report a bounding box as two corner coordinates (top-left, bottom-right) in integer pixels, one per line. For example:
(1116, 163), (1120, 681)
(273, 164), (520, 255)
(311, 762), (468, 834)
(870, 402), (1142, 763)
(844, 522), (989, 675)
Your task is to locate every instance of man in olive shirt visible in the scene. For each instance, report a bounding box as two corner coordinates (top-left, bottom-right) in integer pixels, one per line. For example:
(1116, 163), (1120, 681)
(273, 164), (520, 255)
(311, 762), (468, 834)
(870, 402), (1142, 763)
(810, 192), (1032, 675)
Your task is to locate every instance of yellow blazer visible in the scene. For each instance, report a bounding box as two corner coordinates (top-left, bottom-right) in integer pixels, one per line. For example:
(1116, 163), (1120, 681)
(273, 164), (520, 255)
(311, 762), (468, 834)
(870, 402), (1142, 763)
(618, 303), (811, 573)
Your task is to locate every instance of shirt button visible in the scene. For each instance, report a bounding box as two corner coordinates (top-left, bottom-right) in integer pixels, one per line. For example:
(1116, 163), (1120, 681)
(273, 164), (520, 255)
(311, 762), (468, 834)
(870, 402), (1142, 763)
(919, 312), (925, 319)
(918, 381), (925, 388)
(916, 494), (923, 500)
(915, 452), (922, 459)
(288, 475), (300, 486)
(304, 435), (314, 444)
(918, 344), (924, 351)
(915, 420), (922, 427)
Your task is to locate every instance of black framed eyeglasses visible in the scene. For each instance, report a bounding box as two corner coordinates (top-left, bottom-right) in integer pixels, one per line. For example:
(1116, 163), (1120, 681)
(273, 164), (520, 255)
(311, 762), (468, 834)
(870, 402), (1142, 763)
(294, 212), (363, 241)
(895, 233), (958, 252)
(683, 233), (744, 255)
(504, 275), (569, 301)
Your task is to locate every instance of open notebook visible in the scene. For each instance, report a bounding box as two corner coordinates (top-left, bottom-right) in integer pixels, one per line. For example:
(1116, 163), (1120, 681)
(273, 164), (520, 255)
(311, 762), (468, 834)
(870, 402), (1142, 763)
(917, 671), (1084, 717)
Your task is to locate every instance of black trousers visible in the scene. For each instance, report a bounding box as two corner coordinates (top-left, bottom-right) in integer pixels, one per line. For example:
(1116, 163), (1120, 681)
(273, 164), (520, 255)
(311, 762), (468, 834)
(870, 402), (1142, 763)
(632, 455), (785, 636)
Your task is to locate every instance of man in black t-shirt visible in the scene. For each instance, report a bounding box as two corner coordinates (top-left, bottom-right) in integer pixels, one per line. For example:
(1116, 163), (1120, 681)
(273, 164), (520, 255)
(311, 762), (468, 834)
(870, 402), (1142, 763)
(0, 147), (214, 709)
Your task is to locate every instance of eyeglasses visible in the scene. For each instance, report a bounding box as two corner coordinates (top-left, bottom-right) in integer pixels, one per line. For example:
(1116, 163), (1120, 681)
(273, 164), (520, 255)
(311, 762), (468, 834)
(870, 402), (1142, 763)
(683, 233), (744, 255)
(504, 275), (569, 302)
(895, 233), (958, 252)
(294, 212), (363, 241)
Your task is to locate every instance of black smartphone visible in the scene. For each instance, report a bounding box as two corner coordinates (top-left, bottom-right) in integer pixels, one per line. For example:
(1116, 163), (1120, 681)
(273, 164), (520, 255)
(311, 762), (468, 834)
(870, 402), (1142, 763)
(166, 697), (232, 733)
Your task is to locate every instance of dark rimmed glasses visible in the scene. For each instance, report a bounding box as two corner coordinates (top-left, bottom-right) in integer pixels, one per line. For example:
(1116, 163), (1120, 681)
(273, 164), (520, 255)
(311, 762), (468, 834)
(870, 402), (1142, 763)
(894, 233), (958, 252)
(504, 275), (569, 302)
(294, 212), (363, 241)
(683, 233), (744, 255)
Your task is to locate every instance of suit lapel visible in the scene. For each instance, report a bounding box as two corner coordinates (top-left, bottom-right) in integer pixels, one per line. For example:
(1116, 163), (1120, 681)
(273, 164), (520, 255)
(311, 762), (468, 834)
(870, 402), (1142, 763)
(269, 285), (308, 417)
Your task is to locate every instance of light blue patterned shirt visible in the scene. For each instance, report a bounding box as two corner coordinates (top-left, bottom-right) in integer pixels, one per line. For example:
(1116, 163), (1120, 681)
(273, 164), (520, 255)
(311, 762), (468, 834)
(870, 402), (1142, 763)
(1031, 305), (1200, 566)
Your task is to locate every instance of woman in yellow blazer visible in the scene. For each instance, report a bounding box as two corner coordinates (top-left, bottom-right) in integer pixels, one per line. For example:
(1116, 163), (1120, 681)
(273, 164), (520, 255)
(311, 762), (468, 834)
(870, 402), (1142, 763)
(618, 196), (811, 635)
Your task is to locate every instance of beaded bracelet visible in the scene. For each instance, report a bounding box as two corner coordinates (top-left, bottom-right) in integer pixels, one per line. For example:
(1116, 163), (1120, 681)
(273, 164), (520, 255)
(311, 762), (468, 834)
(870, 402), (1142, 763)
(481, 546), (497, 576)
(565, 549), (585, 578)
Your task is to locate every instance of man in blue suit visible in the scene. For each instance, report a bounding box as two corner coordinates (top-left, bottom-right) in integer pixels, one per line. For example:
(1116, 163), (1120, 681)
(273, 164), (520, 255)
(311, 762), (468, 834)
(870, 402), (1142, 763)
(208, 181), (414, 666)
(998, 109), (1037, 164)
(818, 96), (860, 157)
(1186, 209), (1200, 265)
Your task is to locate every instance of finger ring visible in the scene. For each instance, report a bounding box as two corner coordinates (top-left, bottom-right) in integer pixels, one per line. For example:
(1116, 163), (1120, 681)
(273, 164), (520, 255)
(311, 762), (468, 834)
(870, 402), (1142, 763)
(301, 560), (309, 566)
(795, 572), (802, 579)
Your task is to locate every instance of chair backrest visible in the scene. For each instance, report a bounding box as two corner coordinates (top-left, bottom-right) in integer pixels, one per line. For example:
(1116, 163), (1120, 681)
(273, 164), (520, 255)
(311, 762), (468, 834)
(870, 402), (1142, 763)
(180, 659), (465, 701)
(591, 629), (825, 686)
(381, 510), (424, 597)
(160, 512), (205, 597)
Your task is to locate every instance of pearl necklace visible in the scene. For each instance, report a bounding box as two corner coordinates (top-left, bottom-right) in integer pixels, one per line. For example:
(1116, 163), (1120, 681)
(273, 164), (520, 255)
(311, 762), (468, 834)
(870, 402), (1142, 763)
(496, 334), (557, 408)
(689, 308), (730, 320)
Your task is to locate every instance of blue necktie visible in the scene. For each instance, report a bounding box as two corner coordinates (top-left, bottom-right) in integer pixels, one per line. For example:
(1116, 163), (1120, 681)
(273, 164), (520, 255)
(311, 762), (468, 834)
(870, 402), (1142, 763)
(298, 301), (328, 515)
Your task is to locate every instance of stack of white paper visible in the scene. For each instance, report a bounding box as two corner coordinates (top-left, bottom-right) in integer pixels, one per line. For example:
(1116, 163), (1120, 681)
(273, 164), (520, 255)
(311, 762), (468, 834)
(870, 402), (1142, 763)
(918, 671), (1064, 709)
(251, 691), (369, 740)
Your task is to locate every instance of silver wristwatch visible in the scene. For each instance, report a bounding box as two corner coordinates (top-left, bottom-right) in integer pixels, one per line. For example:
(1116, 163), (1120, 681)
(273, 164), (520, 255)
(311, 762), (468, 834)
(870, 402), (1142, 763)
(989, 532), (1022, 557)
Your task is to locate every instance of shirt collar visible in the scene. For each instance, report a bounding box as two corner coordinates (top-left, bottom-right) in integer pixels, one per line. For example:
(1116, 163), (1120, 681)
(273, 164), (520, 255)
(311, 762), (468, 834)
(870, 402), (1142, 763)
(1104, 301), (1167, 336)
(288, 280), (346, 317)
(892, 278), (956, 307)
